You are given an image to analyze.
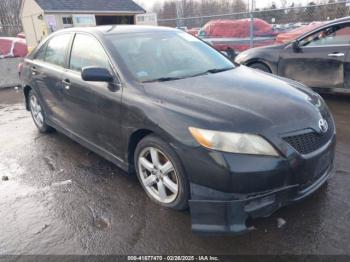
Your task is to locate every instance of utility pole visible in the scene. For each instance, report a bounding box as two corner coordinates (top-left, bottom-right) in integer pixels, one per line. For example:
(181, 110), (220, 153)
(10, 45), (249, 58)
(176, 0), (184, 28)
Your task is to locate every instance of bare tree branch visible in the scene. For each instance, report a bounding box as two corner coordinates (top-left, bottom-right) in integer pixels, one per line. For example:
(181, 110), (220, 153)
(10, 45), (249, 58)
(0, 0), (23, 36)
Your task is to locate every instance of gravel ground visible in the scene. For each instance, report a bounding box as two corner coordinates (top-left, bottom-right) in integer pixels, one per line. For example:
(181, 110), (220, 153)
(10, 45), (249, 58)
(0, 88), (349, 255)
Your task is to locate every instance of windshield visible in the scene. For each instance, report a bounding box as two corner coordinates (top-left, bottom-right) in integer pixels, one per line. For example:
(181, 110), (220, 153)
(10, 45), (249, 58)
(106, 31), (234, 82)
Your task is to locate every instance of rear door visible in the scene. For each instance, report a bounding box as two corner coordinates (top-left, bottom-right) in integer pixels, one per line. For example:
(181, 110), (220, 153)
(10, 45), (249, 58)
(278, 23), (350, 89)
(29, 33), (73, 125)
(60, 33), (124, 157)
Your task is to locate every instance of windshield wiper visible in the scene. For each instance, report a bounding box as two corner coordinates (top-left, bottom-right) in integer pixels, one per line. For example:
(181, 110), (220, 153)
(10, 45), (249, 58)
(142, 77), (181, 83)
(142, 67), (234, 83)
(206, 67), (234, 74)
(191, 67), (234, 78)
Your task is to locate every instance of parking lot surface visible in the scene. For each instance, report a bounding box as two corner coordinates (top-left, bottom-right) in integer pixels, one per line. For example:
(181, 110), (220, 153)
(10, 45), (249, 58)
(0, 88), (350, 255)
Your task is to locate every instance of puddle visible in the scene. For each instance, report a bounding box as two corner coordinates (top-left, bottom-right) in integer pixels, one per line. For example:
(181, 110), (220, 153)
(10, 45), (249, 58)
(94, 218), (110, 230)
(0, 159), (81, 254)
(0, 158), (24, 181)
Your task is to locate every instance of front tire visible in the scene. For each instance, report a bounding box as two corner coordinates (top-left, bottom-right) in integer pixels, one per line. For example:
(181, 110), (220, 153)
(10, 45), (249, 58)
(134, 135), (189, 210)
(29, 90), (54, 133)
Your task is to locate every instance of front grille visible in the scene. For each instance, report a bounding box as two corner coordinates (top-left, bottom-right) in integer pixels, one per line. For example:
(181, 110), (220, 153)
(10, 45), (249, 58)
(283, 117), (334, 155)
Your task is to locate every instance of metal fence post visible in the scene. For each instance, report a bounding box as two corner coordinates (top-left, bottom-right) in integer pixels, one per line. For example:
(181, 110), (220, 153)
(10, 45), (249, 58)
(157, 0), (349, 44)
(249, 12), (254, 48)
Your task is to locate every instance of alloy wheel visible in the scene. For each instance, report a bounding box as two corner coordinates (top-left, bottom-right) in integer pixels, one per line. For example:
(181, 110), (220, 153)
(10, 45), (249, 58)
(138, 147), (179, 204)
(30, 95), (44, 128)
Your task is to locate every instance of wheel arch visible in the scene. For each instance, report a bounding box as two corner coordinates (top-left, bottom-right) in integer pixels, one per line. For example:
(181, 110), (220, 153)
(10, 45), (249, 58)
(127, 129), (154, 174)
(246, 59), (273, 73)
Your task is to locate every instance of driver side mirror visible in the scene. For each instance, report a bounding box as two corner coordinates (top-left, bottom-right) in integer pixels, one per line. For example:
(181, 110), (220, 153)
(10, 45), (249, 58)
(82, 66), (114, 82)
(292, 40), (301, 52)
(221, 50), (237, 61)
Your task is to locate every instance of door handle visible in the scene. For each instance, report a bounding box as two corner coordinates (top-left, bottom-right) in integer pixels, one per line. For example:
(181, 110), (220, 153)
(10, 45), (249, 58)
(328, 53), (345, 57)
(31, 66), (38, 75)
(62, 79), (71, 90)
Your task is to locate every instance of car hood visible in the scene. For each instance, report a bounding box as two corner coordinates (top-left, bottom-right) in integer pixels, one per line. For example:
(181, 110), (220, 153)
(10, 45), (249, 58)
(235, 44), (285, 64)
(142, 66), (328, 136)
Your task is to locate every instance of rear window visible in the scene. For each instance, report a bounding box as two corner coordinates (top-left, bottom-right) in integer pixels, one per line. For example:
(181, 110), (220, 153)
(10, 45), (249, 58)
(42, 34), (71, 67)
(34, 44), (47, 61)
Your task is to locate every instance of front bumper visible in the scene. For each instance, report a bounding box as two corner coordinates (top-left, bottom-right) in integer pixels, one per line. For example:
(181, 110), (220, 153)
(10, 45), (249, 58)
(189, 163), (333, 235)
(176, 115), (336, 235)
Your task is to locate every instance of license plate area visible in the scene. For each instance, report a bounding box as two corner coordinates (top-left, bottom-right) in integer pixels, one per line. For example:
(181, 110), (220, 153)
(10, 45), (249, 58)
(314, 151), (332, 178)
(295, 149), (333, 189)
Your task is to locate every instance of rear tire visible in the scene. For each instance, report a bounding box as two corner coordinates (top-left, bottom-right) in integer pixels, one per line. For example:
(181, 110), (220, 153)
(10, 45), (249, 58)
(249, 62), (271, 73)
(134, 134), (189, 210)
(29, 90), (54, 133)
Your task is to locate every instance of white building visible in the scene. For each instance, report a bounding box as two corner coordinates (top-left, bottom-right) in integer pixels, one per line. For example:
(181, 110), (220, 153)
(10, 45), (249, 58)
(20, 0), (146, 50)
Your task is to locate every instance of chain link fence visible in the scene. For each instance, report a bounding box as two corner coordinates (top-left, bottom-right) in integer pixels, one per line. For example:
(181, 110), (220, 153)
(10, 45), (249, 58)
(0, 25), (23, 37)
(158, 1), (350, 39)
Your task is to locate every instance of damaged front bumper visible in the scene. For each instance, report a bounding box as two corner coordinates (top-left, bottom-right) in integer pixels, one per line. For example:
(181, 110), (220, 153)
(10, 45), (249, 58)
(189, 165), (333, 235)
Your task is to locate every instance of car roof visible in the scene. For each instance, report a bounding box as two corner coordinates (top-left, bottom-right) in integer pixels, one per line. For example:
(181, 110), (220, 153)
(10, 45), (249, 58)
(54, 25), (179, 36)
(329, 16), (350, 25)
(314, 16), (350, 29)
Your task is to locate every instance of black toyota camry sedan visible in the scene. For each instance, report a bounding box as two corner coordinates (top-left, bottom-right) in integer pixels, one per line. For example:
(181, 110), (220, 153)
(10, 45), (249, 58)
(20, 25), (336, 235)
(235, 17), (350, 92)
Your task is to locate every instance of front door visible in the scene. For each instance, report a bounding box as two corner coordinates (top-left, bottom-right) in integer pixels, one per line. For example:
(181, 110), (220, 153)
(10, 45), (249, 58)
(279, 23), (350, 89)
(60, 33), (124, 158)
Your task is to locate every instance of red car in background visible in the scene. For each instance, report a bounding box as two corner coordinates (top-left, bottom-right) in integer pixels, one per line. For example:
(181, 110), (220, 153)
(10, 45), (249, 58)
(198, 18), (278, 54)
(0, 37), (28, 58)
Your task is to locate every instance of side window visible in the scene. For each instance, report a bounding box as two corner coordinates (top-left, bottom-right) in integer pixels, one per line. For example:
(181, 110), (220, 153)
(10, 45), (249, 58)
(69, 34), (110, 72)
(44, 34), (71, 67)
(301, 24), (350, 47)
(34, 43), (47, 61)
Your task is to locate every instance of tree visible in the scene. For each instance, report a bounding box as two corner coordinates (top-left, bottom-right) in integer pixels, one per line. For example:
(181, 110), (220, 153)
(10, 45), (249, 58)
(0, 0), (22, 36)
(153, 0), (346, 28)
(279, 0), (289, 8)
(156, 0), (248, 27)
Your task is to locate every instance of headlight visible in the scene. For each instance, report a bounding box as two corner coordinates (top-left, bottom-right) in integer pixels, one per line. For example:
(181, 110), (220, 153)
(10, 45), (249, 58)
(189, 127), (279, 157)
(234, 52), (247, 63)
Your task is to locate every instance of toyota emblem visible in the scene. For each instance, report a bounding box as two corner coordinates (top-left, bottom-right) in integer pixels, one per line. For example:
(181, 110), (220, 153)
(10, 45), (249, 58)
(319, 119), (329, 133)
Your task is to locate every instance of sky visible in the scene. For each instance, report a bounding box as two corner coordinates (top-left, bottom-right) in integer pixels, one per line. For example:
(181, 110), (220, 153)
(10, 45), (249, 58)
(134, 0), (315, 12)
